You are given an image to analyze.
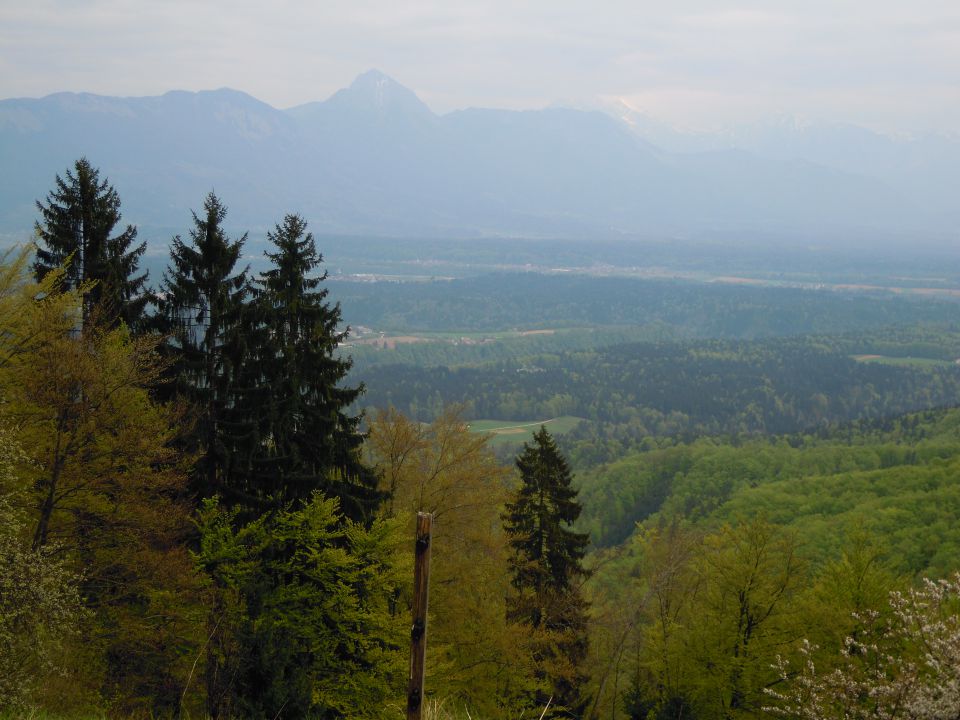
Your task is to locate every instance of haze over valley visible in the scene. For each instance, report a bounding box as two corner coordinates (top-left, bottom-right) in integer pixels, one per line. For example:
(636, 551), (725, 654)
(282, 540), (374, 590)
(2, 70), (958, 247)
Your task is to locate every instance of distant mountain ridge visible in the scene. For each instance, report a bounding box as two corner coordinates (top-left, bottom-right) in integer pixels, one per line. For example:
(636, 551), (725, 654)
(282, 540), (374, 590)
(1, 70), (956, 244)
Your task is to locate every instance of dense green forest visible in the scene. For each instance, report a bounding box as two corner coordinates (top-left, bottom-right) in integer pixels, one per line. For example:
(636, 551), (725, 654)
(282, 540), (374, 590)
(336, 272), (960, 335)
(3, 159), (960, 720)
(357, 333), (960, 461)
(576, 408), (960, 558)
(581, 406), (960, 718)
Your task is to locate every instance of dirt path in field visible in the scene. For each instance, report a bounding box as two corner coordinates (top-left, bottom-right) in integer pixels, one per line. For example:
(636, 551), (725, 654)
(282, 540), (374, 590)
(483, 418), (560, 434)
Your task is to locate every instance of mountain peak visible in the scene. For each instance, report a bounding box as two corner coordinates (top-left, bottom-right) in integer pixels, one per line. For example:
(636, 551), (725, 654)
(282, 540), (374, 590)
(326, 69), (434, 119)
(350, 68), (394, 87)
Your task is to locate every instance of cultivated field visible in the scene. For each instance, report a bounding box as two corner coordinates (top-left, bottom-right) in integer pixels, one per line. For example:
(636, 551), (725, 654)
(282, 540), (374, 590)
(852, 354), (954, 368)
(467, 416), (584, 446)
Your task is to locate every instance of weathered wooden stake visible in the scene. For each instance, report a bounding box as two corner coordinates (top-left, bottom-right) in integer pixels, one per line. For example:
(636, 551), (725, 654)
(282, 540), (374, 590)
(407, 512), (433, 720)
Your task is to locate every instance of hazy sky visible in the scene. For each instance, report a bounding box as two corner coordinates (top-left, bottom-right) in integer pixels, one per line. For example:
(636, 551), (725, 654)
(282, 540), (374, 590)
(1, 0), (958, 133)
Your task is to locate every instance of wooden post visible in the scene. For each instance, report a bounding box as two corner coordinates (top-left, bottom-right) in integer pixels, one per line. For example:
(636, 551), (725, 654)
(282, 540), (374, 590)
(407, 512), (433, 720)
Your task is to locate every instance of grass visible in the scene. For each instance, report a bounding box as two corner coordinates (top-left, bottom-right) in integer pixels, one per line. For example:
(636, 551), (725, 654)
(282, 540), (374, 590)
(851, 354), (953, 368)
(467, 416), (584, 447)
(421, 697), (554, 720)
(384, 328), (566, 341)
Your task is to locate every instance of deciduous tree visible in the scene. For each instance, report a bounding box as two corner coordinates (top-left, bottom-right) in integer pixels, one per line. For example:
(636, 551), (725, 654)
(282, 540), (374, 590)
(768, 574), (960, 720)
(0, 245), (201, 714)
(367, 406), (532, 714)
(683, 520), (807, 720)
(0, 416), (85, 713)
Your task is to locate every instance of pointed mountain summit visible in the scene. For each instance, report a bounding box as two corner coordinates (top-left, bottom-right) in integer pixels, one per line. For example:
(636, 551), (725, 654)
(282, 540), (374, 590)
(282, 70), (447, 235)
(333, 69), (435, 119)
(286, 69), (436, 132)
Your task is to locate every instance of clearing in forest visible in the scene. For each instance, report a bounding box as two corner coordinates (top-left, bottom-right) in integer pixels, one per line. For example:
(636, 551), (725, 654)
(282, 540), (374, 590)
(852, 354), (952, 368)
(468, 416), (584, 445)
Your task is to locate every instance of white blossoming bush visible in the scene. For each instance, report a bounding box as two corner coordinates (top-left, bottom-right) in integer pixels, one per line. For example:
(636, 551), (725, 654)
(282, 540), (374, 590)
(767, 574), (960, 720)
(0, 418), (85, 711)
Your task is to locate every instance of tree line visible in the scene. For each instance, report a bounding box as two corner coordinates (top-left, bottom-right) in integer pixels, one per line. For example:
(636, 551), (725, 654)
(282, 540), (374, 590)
(358, 335), (960, 466)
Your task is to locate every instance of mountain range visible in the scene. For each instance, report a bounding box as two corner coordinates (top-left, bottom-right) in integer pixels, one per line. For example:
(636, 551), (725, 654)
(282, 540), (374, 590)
(1, 70), (957, 245)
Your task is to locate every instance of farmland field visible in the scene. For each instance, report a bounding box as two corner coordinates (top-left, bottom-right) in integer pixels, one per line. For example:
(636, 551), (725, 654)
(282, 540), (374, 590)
(852, 354), (954, 368)
(467, 416), (584, 446)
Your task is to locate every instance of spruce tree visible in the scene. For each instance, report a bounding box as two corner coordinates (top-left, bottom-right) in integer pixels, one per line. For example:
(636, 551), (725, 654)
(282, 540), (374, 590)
(195, 495), (405, 718)
(159, 192), (252, 501)
(245, 214), (379, 522)
(34, 157), (150, 329)
(504, 426), (591, 715)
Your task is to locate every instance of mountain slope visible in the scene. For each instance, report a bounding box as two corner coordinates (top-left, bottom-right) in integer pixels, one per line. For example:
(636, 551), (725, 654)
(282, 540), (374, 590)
(0, 72), (952, 241)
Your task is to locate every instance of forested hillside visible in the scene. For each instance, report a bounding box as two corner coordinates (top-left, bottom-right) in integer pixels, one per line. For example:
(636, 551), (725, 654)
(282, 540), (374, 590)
(358, 333), (960, 459)
(577, 408), (960, 561)
(582, 407), (960, 718)
(4, 160), (960, 720)
(337, 273), (960, 336)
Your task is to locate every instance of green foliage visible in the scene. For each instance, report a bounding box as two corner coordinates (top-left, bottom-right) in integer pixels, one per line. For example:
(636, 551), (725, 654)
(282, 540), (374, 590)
(590, 521), (812, 720)
(798, 530), (901, 654)
(242, 214), (378, 521)
(582, 409), (960, 719)
(33, 157), (150, 330)
(713, 454), (960, 576)
(159, 191), (252, 501)
(158, 204), (388, 715)
(194, 494), (406, 719)
(0, 418), (85, 713)
(577, 407), (960, 564)
(684, 521), (806, 719)
(357, 334), (960, 465)
(0, 245), (202, 715)
(504, 427), (591, 715)
(367, 407), (536, 716)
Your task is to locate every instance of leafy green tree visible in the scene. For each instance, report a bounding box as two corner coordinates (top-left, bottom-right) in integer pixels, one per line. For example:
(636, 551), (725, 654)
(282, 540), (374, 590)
(33, 157), (150, 329)
(594, 523), (703, 720)
(159, 191), (252, 502)
(194, 494), (406, 719)
(799, 529), (901, 654)
(683, 520), (806, 720)
(367, 406), (536, 715)
(0, 245), (202, 715)
(0, 415), (85, 713)
(504, 426), (591, 715)
(242, 214), (378, 521)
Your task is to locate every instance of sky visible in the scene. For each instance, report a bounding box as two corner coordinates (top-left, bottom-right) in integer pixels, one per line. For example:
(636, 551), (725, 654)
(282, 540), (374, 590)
(1, 0), (958, 133)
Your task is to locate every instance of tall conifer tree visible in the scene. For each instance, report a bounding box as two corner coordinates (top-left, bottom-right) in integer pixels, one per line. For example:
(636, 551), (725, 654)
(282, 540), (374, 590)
(159, 192), (252, 501)
(244, 214), (379, 521)
(504, 426), (591, 715)
(34, 157), (150, 329)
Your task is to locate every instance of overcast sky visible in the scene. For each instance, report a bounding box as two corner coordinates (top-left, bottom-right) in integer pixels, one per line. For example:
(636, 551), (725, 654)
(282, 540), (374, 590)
(1, 0), (958, 133)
